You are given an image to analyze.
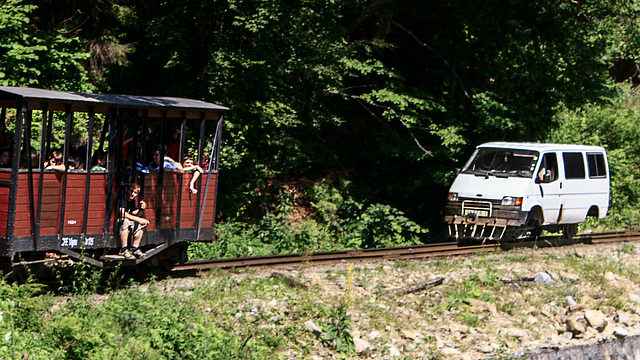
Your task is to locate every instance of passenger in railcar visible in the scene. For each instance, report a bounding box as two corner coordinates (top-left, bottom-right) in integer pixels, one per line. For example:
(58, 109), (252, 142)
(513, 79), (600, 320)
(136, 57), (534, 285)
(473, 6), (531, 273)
(119, 182), (149, 259)
(183, 155), (203, 194)
(148, 146), (182, 171)
(91, 150), (107, 171)
(44, 150), (65, 171)
(199, 150), (210, 171)
(19, 149), (38, 169)
(0, 149), (10, 168)
(165, 127), (180, 161)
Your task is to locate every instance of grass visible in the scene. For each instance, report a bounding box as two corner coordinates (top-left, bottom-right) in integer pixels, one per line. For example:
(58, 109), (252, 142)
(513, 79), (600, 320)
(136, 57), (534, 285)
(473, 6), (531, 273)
(1, 243), (639, 359)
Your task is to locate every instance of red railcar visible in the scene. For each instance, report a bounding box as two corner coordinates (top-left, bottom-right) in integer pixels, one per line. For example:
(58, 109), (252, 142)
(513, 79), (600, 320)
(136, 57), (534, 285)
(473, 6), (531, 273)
(0, 86), (227, 270)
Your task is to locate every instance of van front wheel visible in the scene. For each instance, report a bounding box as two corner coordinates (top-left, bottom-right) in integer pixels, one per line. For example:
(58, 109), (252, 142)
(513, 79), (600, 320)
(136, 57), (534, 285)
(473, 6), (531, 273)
(562, 223), (578, 239)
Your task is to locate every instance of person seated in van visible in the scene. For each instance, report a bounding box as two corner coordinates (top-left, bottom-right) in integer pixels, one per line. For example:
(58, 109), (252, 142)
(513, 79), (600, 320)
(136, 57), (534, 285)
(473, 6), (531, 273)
(45, 150), (65, 171)
(493, 152), (511, 171)
(148, 146), (182, 171)
(183, 155), (203, 194)
(91, 150), (107, 171)
(118, 182), (149, 259)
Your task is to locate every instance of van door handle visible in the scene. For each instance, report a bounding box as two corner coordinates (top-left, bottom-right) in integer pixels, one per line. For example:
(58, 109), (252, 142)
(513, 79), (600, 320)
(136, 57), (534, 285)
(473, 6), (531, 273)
(560, 182), (562, 189)
(539, 184), (544, 198)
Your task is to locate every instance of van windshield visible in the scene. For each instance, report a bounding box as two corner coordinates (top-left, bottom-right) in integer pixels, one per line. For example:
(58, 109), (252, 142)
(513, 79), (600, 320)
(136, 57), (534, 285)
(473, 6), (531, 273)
(462, 148), (539, 178)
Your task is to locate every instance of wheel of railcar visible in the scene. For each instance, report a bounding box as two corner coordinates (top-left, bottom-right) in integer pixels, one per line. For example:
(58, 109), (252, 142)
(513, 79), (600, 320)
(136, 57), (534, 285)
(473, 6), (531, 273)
(157, 243), (189, 271)
(562, 223), (578, 239)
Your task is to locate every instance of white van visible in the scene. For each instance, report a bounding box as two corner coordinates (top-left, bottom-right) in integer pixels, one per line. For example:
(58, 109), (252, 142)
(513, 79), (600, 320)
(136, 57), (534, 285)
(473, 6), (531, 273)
(444, 142), (609, 241)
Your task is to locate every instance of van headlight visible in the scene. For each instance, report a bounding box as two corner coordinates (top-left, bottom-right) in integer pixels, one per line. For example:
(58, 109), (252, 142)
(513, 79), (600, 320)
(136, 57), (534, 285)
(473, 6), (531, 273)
(448, 192), (459, 201)
(501, 196), (523, 206)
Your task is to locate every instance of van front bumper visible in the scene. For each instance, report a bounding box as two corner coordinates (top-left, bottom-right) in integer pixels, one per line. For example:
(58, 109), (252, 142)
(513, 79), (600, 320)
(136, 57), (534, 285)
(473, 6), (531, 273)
(444, 200), (528, 239)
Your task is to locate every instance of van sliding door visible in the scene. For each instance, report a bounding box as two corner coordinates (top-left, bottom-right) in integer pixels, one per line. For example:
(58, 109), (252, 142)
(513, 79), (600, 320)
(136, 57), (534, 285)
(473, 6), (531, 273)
(561, 152), (588, 223)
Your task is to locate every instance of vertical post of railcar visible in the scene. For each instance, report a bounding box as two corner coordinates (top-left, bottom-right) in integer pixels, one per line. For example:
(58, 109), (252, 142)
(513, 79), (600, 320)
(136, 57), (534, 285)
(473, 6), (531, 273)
(129, 112), (138, 186)
(82, 108), (95, 237)
(155, 111), (167, 243)
(175, 114), (186, 237)
(197, 114), (223, 240)
(35, 104), (49, 244)
(195, 112), (206, 232)
(211, 115), (223, 232)
(58, 105), (73, 239)
(140, 110), (148, 201)
(45, 109), (53, 159)
(24, 109), (37, 248)
(7, 100), (26, 242)
(104, 109), (117, 236)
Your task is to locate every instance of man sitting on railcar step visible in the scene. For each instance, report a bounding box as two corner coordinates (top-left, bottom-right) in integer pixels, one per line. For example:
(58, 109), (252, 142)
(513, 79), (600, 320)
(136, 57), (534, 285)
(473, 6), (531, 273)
(119, 183), (149, 259)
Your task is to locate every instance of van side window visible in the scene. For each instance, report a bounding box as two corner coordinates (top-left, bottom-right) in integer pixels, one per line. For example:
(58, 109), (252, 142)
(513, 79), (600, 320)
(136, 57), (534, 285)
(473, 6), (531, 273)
(537, 153), (558, 183)
(563, 152), (585, 179)
(587, 153), (607, 178)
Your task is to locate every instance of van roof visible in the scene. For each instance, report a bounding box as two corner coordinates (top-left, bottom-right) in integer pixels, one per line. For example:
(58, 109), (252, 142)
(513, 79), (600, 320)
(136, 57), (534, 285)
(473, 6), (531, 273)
(478, 142), (606, 152)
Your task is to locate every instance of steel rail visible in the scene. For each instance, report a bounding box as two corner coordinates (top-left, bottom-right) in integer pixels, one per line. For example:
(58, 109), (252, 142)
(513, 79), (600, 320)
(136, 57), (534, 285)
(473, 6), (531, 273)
(172, 230), (640, 273)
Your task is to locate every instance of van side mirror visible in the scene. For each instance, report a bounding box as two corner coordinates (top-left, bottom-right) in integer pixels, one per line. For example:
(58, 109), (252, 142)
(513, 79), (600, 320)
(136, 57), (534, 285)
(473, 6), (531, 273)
(455, 168), (461, 175)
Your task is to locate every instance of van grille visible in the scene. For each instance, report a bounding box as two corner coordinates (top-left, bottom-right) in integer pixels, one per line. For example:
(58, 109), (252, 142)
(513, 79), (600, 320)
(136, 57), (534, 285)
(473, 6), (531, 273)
(462, 200), (493, 218)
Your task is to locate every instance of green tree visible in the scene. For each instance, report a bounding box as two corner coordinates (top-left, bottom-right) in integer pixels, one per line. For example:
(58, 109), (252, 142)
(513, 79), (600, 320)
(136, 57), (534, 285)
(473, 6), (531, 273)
(0, 0), (93, 91)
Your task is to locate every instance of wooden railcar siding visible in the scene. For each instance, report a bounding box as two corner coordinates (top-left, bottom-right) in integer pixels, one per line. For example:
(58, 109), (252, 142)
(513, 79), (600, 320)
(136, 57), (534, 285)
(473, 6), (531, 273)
(5, 171), (216, 238)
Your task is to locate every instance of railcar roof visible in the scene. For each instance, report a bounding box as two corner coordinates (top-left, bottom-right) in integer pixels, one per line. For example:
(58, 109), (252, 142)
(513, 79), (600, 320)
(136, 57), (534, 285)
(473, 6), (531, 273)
(0, 86), (228, 119)
(478, 142), (606, 152)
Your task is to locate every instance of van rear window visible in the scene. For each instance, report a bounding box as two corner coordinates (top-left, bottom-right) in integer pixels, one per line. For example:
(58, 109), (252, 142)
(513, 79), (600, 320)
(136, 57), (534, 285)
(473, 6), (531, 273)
(563, 152), (585, 179)
(587, 153), (607, 178)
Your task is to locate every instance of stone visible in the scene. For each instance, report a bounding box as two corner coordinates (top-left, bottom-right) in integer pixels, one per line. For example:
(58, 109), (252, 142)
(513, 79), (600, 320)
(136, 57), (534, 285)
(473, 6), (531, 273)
(439, 347), (460, 356)
(304, 320), (323, 335)
(368, 331), (381, 341)
(386, 344), (402, 357)
(563, 296), (577, 307)
(401, 330), (421, 340)
(533, 272), (553, 285)
(354, 337), (372, 353)
(584, 310), (607, 332)
(613, 327), (629, 339)
(615, 311), (631, 326)
(499, 328), (529, 339)
(566, 316), (587, 335)
(466, 298), (498, 314)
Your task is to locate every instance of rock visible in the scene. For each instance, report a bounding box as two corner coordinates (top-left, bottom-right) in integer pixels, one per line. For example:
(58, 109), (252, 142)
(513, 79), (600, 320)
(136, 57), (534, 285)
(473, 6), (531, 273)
(629, 293), (640, 303)
(439, 347), (460, 356)
(566, 315), (587, 335)
(584, 310), (607, 332)
(563, 296), (577, 307)
(354, 337), (371, 353)
(534, 272), (553, 285)
(613, 327), (629, 339)
(401, 329), (421, 340)
(500, 328), (530, 339)
(368, 331), (381, 341)
(615, 311), (631, 326)
(386, 344), (402, 357)
(466, 298), (498, 314)
(304, 320), (323, 335)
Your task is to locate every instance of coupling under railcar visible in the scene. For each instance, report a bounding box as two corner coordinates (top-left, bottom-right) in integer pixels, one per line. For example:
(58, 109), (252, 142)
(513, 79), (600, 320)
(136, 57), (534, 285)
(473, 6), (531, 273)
(0, 86), (228, 271)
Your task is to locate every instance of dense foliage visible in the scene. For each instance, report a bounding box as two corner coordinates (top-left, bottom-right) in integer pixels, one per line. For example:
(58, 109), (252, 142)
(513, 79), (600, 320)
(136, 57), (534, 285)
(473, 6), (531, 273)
(2, 0), (640, 252)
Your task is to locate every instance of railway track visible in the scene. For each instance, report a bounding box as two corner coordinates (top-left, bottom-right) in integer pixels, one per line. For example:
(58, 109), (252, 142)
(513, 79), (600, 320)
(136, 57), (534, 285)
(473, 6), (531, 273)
(172, 230), (640, 273)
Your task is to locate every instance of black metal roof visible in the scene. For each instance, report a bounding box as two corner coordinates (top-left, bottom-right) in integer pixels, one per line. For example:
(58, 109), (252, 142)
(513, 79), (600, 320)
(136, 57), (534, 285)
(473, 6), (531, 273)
(0, 86), (228, 115)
